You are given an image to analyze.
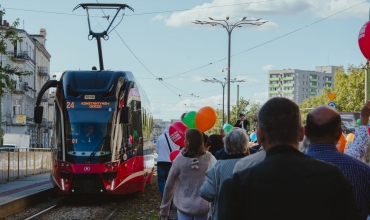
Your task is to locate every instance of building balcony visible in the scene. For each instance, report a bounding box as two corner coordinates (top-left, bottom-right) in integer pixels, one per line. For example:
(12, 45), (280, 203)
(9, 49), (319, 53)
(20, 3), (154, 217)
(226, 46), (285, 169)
(283, 77), (294, 80)
(282, 90), (294, 93)
(37, 66), (49, 76)
(7, 50), (30, 62)
(283, 83), (294, 87)
(269, 84), (280, 88)
(269, 90), (280, 94)
(309, 85), (317, 88)
(309, 78), (318, 82)
(269, 77), (280, 81)
(325, 84), (332, 87)
(310, 92), (317, 95)
(325, 80), (332, 83)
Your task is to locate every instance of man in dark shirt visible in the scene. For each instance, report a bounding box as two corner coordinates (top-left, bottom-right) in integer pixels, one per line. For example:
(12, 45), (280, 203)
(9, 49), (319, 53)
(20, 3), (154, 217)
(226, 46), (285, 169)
(218, 97), (361, 220)
(234, 114), (249, 132)
(305, 103), (370, 219)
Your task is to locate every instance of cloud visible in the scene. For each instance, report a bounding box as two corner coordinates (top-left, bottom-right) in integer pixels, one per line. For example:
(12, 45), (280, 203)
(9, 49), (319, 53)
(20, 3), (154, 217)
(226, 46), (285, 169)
(152, 14), (167, 21)
(252, 92), (268, 104)
(191, 76), (206, 82)
(235, 75), (259, 83)
(262, 64), (274, 71)
(157, 0), (368, 28)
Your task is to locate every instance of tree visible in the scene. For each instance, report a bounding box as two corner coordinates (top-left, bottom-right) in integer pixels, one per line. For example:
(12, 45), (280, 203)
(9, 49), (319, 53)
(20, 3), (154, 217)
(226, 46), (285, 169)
(207, 108), (224, 135)
(0, 9), (33, 96)
(230, 97), (250, 126)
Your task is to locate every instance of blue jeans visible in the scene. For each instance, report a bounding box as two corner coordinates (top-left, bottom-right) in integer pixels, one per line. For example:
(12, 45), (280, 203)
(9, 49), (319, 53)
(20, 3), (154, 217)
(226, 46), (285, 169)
(177, 210), (208, 220)
(157, 166), (171, 198)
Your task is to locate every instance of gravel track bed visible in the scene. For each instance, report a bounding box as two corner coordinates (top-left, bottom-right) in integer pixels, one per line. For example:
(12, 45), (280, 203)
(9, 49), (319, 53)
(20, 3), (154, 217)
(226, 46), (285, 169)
(3, 174), (179, 220)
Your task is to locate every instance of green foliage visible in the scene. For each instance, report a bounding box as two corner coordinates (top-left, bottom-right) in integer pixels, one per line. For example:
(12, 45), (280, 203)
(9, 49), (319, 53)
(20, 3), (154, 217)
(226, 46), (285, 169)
(299, 64), (365, 124)
(207, 108), (224, 134)
(230, 97), (250, 126)
(0, 9), (33, 96)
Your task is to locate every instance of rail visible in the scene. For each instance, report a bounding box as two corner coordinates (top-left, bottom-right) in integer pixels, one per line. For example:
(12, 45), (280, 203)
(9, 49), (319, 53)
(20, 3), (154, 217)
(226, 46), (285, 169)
(0, 148), (52, 182)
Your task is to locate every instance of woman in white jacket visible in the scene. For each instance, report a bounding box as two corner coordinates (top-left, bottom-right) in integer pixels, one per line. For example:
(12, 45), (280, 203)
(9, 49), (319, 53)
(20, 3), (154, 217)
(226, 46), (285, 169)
(199, 129), (249, 220)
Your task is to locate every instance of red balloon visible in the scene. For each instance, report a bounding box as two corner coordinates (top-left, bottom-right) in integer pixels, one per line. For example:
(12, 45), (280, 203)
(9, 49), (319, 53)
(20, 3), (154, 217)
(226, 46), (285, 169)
(170, 150), (181, 162)
(169, 121), (188, 147)
(195, 106), (217, 132)
(368, 126), (370, 135)
(358, 21), (370, 59)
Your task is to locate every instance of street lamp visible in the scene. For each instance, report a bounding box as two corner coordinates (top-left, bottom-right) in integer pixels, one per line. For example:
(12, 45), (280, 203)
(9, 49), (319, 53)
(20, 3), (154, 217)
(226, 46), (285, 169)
(193, 16), (267, 123)
(202, 77), (245, 125)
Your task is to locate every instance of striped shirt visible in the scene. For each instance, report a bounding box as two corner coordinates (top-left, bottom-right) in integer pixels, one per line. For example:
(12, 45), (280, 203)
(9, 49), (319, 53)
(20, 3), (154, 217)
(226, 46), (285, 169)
(307, 143), (370, 219)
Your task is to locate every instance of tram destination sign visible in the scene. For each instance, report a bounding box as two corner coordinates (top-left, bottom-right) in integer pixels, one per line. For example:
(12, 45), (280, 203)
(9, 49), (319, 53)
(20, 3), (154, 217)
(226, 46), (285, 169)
(66, 101), (112, 109)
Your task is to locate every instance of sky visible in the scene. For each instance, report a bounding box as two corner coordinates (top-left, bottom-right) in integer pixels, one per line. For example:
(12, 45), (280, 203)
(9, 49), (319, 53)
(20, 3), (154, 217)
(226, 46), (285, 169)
(2, 0), (369, 121)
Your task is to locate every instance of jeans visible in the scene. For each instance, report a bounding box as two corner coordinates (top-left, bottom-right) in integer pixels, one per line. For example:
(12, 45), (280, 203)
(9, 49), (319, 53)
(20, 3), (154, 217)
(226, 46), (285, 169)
(157, 165), (171, 198)
(177, 210), (208, 220)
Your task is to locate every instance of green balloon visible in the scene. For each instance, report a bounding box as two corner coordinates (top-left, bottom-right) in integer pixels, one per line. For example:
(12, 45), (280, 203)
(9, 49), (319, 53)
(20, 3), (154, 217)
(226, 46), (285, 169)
(182, 111), (197, 128)
(223, 124), (233, 134)
(356, 119), (361, 126)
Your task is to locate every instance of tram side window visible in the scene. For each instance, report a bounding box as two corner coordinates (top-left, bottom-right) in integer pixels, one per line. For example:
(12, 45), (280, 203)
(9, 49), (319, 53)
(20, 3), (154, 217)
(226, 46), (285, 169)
(54, 105), (63, 159)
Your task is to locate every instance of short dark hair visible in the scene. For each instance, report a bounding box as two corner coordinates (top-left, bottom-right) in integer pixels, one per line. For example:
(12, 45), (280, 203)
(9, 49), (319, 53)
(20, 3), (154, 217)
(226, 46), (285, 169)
(208, 134), (224, 156)
(305, 112), (341, 139)
(258, 97), (302, 146)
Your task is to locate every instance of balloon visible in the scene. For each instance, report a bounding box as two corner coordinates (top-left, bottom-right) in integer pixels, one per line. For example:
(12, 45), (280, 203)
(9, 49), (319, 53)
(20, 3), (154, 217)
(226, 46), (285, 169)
(169, 122), (188, 148)
(195, 106), (217, 132)
(358, 21), (370, 59)
(223, 124), (233, 134)
(170, 150), (181, 162)
(368, 127), (370, 135)
(182, 111), (197, 129)
(250, 133), (257, 142)
(336, 133), (346, 153)
(346, 133), (354, 142)
(356, 119), (360, 126)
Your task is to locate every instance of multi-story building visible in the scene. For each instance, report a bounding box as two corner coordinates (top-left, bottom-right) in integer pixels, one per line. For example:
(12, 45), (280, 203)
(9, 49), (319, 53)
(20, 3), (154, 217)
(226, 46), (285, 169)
(0, 20), (51, 148)
(268, 66), (339, 104)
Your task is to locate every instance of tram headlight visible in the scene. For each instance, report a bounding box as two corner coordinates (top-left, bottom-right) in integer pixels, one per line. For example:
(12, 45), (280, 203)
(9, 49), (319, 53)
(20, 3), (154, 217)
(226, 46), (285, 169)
(65, 163), (70, 169)
(106, 162), (112, 169)
(112, 162), (118, 167)
(60, 162), (65, 167)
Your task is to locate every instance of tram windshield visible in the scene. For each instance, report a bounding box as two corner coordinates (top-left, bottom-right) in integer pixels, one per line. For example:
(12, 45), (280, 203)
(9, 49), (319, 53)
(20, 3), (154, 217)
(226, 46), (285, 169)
(65, 106), (115, 161)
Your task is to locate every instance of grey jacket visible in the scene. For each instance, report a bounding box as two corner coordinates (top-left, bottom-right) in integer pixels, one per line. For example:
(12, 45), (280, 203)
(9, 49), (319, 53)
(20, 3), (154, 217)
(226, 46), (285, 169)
(198, 153), (246, 220)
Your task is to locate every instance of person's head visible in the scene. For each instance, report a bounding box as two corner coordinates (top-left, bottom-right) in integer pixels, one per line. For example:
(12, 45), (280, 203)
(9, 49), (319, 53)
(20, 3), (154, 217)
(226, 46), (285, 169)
(184, 129), (205, 158)
(208, 134), (224, 156)
(224, 128), (250, 155)
(202, 133), (211, 151)
(239, 114), (245, 120)
(257, 97), (304, 151)
(305, 105), (342, 145)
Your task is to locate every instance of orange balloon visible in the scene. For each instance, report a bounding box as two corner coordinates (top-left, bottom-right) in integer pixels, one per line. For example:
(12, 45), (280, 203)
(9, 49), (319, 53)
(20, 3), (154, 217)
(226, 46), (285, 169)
(195, 106), (217, 132)
(345, 133), (354, 142)
(336, 133), (346, 153)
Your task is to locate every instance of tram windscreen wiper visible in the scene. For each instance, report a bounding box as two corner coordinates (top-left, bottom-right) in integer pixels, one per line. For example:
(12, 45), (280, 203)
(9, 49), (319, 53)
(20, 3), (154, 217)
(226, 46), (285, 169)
(85, 137), (106, 164)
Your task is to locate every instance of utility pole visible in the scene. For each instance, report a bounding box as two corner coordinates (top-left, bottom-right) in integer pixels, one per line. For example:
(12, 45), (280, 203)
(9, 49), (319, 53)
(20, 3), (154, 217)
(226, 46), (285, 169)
(193, 17), (267, 124)
(236, 84), (239, 120)
(202, 77), (244, 125)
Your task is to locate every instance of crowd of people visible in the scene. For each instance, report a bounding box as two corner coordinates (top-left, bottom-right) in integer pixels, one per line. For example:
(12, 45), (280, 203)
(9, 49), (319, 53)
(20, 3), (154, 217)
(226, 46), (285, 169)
(157, 97), (370, 220)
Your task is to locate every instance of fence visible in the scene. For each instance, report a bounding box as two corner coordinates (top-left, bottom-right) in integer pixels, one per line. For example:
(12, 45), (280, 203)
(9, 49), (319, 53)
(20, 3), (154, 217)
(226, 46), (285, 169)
(0, 148), (52, 182)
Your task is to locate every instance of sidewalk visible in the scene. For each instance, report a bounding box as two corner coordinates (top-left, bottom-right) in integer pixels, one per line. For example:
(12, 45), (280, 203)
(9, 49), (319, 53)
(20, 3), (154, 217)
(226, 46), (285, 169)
(0, 172), (54, 218)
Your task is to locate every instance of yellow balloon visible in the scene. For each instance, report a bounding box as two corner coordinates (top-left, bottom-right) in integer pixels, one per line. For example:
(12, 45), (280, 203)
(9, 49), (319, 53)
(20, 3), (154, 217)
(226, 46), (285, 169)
(346, 133), (355, 142)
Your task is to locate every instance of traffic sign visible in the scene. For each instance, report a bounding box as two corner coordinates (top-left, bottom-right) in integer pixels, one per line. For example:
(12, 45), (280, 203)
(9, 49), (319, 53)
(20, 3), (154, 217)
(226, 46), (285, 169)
(328, 102), (336, 108)
(327, 93), (336, 101)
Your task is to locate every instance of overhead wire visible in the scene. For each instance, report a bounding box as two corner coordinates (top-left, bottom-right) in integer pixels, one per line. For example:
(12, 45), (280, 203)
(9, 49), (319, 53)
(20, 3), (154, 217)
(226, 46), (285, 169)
(163, 0), (367, 79)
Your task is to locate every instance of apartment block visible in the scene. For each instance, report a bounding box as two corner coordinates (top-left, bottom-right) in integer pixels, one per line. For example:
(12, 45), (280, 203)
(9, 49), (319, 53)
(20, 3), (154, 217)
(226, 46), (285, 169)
(268, 66), (339, 104)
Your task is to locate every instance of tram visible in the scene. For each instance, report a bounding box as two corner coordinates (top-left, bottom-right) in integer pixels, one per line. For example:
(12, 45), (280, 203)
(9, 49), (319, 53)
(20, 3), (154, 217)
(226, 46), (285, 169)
(33, 3), (155, 194)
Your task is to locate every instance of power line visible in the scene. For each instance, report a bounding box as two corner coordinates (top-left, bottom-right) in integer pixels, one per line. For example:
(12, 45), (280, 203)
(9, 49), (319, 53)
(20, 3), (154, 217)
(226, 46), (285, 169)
(2, 0), (276, 17)
(164, 0), (367, 79)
